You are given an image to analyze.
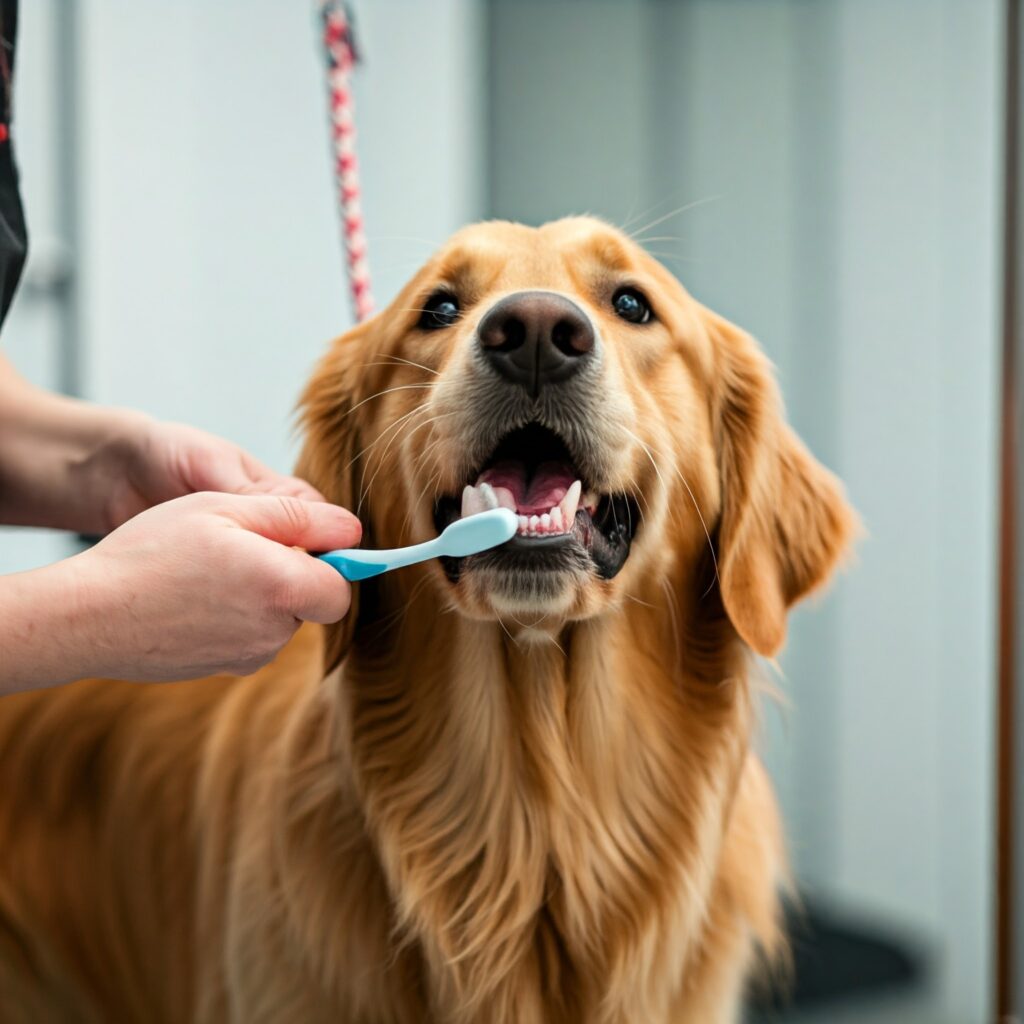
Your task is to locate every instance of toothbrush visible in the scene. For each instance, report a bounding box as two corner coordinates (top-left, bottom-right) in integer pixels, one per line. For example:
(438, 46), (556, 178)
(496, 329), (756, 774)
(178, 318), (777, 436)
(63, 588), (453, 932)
(317, 507), (518, 581)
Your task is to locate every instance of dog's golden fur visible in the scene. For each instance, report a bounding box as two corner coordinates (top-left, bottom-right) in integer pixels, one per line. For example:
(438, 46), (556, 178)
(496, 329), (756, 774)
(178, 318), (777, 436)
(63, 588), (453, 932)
(0, 218), (855, 1022)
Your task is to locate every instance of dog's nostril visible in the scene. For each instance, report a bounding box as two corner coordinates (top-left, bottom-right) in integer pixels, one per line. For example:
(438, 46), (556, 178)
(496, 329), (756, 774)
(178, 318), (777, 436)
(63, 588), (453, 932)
(500, 317), (526, 352)
(551, 320), (572, 353)
(479, 313), (526, 353)
(551, 318), (592, 357)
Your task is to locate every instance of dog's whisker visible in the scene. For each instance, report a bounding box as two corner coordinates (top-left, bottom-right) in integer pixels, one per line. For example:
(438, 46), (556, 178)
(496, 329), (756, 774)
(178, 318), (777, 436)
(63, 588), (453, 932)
(631, 236), (692, 250)
(415, 436), (450, 481)
(399, 456), (447, 539)
(400, 459), (448, 540)
(628, 195), (721, 242)
(357, 413), (453, 516)
(359, 356), (440, 376)
(618, 191), (692, 234)
(660, 576), (684, 667)
(356, 410), (444, 512)
(641, 251), (704, 267)
(346, 383), (435, 418)
(495, 615), (519, 648)
(346, 403), (432, 474)
(394, 438), (450, 536)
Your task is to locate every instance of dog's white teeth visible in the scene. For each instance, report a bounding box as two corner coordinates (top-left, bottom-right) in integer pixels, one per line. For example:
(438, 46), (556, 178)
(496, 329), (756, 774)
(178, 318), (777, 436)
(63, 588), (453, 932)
(478, 482), (500, 510)
(560, 480), (582, 524)
(482, 479), (585, 537)
(461, 484), (486, 518)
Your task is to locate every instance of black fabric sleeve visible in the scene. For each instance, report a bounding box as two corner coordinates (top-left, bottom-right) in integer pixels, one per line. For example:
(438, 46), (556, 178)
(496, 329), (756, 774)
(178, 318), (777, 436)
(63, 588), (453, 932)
(0, 0), (26, 331)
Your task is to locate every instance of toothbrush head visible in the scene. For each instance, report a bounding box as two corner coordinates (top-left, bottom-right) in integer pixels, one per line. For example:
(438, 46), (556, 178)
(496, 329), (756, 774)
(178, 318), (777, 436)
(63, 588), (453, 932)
(440, 508), (518, 558)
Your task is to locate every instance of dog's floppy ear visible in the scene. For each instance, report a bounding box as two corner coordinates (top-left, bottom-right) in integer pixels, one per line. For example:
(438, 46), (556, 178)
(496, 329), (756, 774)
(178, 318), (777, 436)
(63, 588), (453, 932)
(705, 308), (857, 657)
(295, 318), (376, 671)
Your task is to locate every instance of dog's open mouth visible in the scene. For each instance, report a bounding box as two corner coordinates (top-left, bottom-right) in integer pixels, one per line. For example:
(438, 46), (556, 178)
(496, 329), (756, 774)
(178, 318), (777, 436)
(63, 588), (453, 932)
(433, 423), (639, 580)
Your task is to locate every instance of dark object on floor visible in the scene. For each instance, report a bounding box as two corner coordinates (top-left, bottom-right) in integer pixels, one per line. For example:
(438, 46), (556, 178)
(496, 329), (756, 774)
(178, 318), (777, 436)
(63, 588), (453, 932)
(746, 897), (928, 1021)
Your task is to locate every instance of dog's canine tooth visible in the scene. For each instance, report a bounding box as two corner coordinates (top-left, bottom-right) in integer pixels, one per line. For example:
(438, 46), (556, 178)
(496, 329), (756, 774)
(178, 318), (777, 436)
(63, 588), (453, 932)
(479, 482), (500, 510)
(461, 484), (486, 518)
(560, 480), (582, 524)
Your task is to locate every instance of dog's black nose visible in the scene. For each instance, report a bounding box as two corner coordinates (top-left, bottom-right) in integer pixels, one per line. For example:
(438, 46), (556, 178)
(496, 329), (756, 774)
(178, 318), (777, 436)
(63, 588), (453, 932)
(477, 291), (595, 397)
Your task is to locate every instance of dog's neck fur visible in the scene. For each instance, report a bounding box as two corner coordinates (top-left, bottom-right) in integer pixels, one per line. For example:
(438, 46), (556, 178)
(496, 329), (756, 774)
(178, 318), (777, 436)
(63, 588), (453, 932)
(302, 565), (754, 1022)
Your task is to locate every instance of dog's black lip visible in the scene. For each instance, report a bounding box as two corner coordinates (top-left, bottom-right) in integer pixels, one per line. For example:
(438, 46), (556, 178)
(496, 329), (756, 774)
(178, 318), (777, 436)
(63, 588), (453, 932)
(505, 533), (576, 551)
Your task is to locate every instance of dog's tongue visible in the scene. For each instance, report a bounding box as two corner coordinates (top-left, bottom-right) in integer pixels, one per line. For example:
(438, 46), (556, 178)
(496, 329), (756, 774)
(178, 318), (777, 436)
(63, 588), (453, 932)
(477, 460), (575, 515)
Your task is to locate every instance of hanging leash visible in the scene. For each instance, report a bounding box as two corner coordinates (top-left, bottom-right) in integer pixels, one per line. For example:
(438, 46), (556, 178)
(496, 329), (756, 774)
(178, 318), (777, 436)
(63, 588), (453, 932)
(320, 1), (374, 322)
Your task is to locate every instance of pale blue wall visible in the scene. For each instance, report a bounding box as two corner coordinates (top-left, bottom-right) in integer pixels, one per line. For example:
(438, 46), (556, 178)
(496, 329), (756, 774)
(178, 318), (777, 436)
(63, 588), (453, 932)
(77, 0), (485, 474)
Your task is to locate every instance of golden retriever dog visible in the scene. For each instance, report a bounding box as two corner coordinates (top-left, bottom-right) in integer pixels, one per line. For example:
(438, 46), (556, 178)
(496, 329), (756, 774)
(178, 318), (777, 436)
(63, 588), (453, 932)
(0, 217), (855, 1023)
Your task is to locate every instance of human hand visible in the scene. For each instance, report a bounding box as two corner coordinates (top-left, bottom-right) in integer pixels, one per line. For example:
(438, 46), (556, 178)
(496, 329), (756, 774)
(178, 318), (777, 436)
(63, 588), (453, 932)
(87, 416), (326, 533)
(24, 491), (361, 685)
(0, 491), (360, 692)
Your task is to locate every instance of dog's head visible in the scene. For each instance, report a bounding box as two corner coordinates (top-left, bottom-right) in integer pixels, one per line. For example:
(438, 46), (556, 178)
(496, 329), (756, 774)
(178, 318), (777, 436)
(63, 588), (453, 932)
(300, 217), (855, 658)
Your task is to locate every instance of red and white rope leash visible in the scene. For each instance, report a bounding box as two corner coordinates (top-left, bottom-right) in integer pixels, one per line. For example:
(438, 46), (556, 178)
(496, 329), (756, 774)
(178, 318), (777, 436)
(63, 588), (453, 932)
(320, 1), (374, 322)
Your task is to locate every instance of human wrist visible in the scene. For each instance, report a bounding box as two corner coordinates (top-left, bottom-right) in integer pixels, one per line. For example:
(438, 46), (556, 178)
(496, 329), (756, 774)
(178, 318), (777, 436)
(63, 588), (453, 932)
(66, 406), (155, 532)
(0, 370), (154, 533)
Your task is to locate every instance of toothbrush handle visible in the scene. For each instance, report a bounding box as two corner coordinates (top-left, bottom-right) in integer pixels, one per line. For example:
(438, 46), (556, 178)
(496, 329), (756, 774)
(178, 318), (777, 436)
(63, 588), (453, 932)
(317, 551), (389, 581)
(318, 538), (440, 581)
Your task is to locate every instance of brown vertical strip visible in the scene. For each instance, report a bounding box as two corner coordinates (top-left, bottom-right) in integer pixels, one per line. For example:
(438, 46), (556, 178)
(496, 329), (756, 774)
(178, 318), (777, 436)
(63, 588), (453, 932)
(998, 0), (1020, 1017)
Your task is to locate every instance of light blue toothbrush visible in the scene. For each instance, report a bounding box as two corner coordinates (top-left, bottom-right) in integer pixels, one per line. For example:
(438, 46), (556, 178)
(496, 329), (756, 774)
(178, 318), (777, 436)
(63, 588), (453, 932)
(318, 507), (518, 581)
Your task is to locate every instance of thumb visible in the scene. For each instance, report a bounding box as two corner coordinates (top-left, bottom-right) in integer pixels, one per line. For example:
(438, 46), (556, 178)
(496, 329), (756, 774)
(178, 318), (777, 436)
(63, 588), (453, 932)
(221, 494), (362, 552)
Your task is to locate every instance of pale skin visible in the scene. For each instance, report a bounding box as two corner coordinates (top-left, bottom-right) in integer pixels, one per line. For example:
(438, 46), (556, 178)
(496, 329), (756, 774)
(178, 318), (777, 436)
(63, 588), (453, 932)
(0, 356), (361, 695)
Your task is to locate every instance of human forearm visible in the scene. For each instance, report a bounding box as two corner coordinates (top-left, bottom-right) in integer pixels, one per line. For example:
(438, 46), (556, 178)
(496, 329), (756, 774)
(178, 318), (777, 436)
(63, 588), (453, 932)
(0, 357), (148, 533)
(0, 556), (109, 694)
(0, 355), (328, 535)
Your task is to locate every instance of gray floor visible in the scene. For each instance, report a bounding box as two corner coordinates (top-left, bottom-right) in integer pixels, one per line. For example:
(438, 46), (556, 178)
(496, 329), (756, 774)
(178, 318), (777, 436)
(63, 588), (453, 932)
(753, 988), (960, 1024)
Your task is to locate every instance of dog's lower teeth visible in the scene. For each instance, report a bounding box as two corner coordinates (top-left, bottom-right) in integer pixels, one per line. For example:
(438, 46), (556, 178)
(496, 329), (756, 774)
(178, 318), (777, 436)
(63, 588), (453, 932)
(515, 504), (575, 537)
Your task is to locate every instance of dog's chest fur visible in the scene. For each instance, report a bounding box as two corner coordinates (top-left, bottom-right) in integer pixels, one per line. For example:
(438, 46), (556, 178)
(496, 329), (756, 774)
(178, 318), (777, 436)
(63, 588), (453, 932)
(320, 610), (751, 1023)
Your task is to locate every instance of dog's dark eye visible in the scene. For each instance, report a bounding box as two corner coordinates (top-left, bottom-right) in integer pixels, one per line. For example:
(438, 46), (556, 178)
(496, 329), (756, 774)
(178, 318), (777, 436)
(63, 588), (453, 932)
(418, 291), (461, 330)
(612, 287), (652, 325)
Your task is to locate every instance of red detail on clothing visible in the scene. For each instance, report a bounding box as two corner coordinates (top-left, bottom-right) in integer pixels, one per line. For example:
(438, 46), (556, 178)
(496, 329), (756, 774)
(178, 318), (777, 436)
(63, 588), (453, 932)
(0, 124), (9, 143)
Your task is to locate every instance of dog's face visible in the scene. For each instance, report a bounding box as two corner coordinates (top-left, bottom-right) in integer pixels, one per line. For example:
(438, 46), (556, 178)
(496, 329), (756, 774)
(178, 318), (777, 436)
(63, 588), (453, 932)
(301, 218), (854, 653)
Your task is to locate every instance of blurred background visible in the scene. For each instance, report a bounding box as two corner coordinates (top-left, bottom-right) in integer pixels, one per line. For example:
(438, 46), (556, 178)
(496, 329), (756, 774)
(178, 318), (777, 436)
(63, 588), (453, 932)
(0, 1), (1011, 1021)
